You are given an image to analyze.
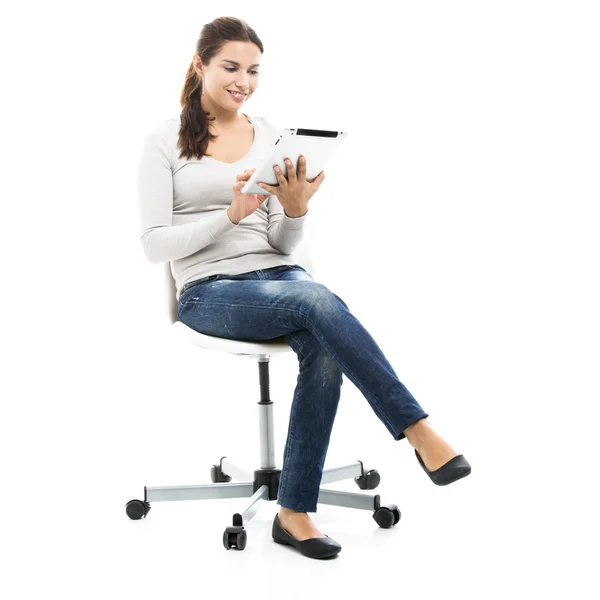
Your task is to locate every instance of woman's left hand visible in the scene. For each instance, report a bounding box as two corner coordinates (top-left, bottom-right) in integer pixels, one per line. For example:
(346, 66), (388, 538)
(257, 156), (325, 217)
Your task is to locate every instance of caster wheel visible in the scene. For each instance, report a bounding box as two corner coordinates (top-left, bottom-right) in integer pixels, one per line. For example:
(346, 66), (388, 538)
(373, 504), (401, 528)
(126, 499), (151, 520)
(355, 468), (381, 490)
(223, 526), (247, 550)
(211, 464), (232, 483)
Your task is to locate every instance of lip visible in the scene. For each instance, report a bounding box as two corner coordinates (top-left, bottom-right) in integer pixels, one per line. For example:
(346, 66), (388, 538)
(227, 90), (247, 96)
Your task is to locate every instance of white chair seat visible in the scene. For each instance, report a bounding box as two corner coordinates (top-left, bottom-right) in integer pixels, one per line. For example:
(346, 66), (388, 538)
(172, 321), (293, 357)
(165, 245), (316, 357)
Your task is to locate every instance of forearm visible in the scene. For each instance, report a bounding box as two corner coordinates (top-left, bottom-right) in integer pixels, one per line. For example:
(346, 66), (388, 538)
(140, 209), (237, 263)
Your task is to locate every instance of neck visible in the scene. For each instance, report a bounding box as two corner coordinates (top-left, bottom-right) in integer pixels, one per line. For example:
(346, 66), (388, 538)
(201, 95), (248, 130)
(222, 113), (248, 127)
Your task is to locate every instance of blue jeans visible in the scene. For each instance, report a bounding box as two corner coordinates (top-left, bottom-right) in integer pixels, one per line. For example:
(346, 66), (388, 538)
(177, 264), (429, 513)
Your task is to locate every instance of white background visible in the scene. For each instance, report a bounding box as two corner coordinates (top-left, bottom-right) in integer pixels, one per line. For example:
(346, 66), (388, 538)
(2, 1), (598, 598)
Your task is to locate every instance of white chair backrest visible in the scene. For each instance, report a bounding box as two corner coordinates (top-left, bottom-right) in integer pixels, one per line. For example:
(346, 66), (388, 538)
(164, 240), (315, 325)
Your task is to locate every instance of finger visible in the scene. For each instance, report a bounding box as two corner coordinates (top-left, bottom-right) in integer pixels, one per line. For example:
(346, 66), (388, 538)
(297, 155), (306, 180)
(235, 180), (253, 191)
(272, 163), (285, 184)
(257, 181), (272, 192)
(284, 158), (297, 180)
(309, 170), (325, 186)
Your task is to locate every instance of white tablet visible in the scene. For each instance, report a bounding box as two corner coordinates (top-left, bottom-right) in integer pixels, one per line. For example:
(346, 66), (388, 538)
(242, 126), (348, 195)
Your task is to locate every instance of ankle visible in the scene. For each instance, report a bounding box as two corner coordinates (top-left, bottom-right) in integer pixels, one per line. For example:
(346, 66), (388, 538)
(279, 507), (306, 518)
(404, 417), (432, 449)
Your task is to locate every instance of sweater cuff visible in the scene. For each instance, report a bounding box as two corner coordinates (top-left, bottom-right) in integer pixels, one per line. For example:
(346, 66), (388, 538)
(207, 208), (239, 239)
(282, 210), (308, 230)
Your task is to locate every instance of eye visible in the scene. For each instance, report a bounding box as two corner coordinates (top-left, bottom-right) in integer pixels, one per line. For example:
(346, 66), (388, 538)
(225, 67), (259, 75)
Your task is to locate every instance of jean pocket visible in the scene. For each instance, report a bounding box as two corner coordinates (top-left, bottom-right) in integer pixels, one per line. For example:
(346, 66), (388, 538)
(180, 275), (220, 303)
(283, 264), (306, 272)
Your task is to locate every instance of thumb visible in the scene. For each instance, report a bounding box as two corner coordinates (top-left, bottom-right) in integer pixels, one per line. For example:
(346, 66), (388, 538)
(310, 170), (326, 187)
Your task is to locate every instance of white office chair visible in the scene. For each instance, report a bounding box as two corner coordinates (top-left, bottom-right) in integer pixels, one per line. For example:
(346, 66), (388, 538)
(125, 242), (400, 551)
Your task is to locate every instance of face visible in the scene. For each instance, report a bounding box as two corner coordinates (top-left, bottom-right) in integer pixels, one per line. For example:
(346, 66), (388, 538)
(194, 40), (261, 117)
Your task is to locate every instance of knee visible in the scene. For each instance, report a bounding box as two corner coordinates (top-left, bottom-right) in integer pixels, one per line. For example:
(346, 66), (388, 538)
(332, 292), (349, 310)
(319, 350), (343, 386)
(301, 336), (343, 385)
(301, 282), (349, 314)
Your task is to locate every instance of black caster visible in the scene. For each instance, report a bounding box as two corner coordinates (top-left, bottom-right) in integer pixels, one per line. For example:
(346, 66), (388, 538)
(223, 525), (247, 550)
(211, 458), (232, 483)
(355, 468), (381, 490)
(126, 499), (151, 520)
(372, 495), (400, 528)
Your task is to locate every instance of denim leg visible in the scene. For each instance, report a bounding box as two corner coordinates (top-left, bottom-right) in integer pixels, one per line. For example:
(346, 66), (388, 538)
(292, 284), (429, 442)
(178, 269), (429, 513)
(178, 271), (428, 445)
(276, 329), (344, 513)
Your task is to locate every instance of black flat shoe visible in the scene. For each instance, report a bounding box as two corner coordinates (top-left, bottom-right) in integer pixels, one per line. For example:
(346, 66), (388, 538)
(272, 514), (342, 559)
(415, 449), (472, 485)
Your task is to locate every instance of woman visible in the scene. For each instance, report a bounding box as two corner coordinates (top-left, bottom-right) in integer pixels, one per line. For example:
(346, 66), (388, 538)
(137, 16), (471, 560)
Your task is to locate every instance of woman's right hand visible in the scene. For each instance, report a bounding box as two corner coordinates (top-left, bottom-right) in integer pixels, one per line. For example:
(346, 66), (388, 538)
(229, 168), (270, 224)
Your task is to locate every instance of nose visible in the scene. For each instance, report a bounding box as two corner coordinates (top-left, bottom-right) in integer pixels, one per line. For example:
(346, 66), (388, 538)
(236, 76), (250, 89)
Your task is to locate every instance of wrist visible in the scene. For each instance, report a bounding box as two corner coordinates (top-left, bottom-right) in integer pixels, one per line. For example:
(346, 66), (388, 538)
(227, 206), (240, 225)
(284, 207), (308, 218)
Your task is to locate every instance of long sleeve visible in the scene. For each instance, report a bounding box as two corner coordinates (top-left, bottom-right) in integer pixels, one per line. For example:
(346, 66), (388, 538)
(266, 192), (308, 254)
(137, 128), (238, 263)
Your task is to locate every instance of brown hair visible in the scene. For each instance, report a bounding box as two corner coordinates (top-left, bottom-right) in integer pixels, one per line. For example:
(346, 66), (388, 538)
(178, 16), (264, 161)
